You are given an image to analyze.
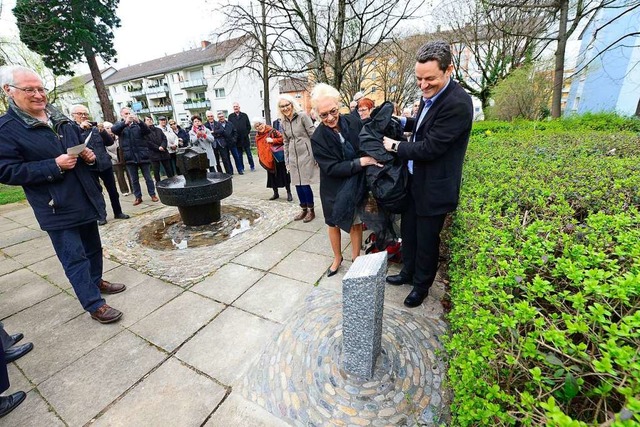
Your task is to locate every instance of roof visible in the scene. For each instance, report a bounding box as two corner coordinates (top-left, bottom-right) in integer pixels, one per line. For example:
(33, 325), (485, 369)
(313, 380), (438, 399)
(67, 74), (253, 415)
(103, 36), (247, 85)
(57, 67), (116, 93)
(279, 76), (309, 93)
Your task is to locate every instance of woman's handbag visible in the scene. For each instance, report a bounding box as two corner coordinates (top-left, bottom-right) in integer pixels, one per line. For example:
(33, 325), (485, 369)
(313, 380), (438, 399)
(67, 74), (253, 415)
(269, 130), (285, 162)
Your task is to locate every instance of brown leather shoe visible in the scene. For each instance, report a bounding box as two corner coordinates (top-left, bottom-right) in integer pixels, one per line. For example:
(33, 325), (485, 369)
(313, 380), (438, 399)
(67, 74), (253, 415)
(133, 198), (142, 206)
(151, 195), (159, 202)
(294, 208), (307, 221)
(98, 279), (126, 294)
(303, 208), (315, 223)
(90, 304), (122, 324)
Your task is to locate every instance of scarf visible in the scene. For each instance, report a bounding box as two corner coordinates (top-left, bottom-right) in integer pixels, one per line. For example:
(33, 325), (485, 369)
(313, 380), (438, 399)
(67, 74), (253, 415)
(192, 124), (207, 139)
(320, 115), (357, 160)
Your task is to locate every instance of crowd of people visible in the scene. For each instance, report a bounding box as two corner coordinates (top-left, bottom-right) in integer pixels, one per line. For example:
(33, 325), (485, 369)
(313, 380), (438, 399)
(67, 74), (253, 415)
(0, 39), (473, 417)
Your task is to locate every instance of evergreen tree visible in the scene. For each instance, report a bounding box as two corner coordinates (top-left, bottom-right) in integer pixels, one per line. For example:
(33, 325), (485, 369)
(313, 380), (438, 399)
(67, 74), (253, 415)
(13, 0), (121, 121)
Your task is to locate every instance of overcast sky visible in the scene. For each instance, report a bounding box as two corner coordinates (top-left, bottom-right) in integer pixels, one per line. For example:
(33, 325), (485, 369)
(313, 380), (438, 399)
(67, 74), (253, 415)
(0, 0), (225, 73)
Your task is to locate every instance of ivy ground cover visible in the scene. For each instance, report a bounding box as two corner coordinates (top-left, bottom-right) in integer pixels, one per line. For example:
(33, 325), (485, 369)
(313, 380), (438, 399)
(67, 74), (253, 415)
(446, 118), (640, 426)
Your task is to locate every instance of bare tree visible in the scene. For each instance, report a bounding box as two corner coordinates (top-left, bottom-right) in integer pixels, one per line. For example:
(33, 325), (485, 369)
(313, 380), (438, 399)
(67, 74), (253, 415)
(434, 0), (543, 109)
(484, 0), (640, 118)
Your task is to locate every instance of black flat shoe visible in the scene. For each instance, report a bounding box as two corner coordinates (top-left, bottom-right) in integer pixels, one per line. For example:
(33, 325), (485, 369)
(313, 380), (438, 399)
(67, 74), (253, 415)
(386, 273), (413, 286)
(404, 288), (429, 308)
(4, 342), (33, 363)
(326, 257), (344, 277)
(269, 193), (279, 200)
(0, 391), (26, 417)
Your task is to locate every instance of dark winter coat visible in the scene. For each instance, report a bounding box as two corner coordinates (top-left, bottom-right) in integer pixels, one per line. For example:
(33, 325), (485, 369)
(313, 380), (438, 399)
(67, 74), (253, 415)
(311, 114), (366, 230)
(81, 126), (115, 172)
(145, 125), (170, 161)
(111, 119), (152, 164)
(228, 111), (252, 147)
(0, 104), (105, 231)
(213, 121), (237, 148)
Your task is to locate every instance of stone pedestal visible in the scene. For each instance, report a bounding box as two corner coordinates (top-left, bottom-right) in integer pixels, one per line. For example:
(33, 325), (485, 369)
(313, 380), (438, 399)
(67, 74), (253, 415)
(342, 252), (387, 379)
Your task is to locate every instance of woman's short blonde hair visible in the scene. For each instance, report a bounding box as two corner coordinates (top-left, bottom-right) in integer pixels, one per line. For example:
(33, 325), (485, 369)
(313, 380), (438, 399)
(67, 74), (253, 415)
(276, 94), (303, 120)
(310, 83), (341, 109)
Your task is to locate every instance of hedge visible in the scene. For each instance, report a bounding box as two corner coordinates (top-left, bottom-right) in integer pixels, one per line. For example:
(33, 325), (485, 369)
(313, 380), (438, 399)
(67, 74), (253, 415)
(446, 117), (640, 426)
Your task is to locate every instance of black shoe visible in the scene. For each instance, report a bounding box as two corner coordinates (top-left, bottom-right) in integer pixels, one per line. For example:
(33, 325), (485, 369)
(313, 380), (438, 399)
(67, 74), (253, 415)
(4, 342), (33, 363)
(0, 391), (26, 417)
(7, 333), (24, 348)
(98, 219), (107, 226)
(386, 273), (412, 286)
(115, 213), (130, 220)
(326, 257), (344, 277)
(238, 170), (244, 175)
(404, 288), (429, 308)
(286, 192), (293, 202)
(269, 193), (279, 200)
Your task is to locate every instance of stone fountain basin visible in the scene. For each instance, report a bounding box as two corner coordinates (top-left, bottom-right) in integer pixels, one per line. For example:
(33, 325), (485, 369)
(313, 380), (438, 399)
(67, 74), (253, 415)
(156, 172), (233, 207)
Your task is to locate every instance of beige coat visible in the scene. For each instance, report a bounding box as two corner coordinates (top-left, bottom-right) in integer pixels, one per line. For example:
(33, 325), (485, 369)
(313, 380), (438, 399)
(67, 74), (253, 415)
(281, 112), (317, 186)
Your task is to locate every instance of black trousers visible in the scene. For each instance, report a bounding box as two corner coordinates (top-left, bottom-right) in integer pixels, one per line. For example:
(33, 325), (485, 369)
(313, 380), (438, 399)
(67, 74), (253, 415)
(150, 159), (175, 182)
(1, 337), (9, 393)
(400, 191), (447, 290)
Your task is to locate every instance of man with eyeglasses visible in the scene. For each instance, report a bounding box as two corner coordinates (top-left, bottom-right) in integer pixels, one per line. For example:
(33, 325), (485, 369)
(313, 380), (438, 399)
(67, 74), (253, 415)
(70, 104), (130, 225)
(0, 65), (126, 324)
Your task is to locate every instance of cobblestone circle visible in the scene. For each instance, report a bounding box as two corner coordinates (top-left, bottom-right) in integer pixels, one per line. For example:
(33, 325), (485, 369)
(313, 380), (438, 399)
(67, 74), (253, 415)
(101, 195), (298, 287)
(243, 288), (449, 426)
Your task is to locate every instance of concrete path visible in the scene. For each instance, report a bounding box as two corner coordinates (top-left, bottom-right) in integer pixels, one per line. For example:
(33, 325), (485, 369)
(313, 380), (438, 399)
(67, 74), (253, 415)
(0, 171), (446, 426)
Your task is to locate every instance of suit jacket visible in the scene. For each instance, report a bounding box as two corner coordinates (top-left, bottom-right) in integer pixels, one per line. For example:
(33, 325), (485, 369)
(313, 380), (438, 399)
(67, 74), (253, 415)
(398, 80), (473, 216)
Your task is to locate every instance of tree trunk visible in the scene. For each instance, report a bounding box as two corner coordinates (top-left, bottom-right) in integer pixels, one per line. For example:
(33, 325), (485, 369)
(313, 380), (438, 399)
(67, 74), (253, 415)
(82, 41), (115, 122)
(551, 0), (569, 118)
(261, 0), (271, 124)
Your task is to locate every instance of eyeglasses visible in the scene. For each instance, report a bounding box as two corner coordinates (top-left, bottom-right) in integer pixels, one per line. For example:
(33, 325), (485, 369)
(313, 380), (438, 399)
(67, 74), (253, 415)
(279, 103), (292, 109)
(9, 85), (48, 96)
(318, 108), (339, 120)
(357, 108), (369, 113)
(73, 112), (89, 117)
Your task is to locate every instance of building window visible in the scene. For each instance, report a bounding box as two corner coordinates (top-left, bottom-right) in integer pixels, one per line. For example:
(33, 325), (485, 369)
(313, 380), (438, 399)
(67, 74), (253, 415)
(260, 90), (263, 99)
(214, 88), (226, 98)
(211, 64), (222, 75)
(295, 93), (302, 99)
(371, 87), (377, 93)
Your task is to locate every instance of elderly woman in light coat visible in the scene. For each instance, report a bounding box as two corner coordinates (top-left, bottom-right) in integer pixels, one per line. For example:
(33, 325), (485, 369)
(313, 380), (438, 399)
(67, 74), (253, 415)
(188, 115), (217, 172)
(277, 94), (318, 222)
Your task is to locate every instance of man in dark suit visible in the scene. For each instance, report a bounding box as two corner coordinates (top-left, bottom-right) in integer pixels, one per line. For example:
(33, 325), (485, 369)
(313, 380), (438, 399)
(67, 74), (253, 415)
(227, 102), (255, 172)
(382, 40), (473, 308)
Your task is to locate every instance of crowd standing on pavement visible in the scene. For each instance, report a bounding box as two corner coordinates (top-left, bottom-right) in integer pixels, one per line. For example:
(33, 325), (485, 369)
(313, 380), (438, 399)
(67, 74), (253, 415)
(0, 39), (472, 418)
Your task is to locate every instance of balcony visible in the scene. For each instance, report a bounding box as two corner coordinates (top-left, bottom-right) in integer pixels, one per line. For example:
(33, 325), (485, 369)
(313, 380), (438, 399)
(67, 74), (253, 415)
(180, 78), (208, 90)
(145, 85), (169, 96)
(183, 100), (211, 110)
(128, 87), (144, 97)
(149, 105), (173, 113)
(138, 108), (150, 113)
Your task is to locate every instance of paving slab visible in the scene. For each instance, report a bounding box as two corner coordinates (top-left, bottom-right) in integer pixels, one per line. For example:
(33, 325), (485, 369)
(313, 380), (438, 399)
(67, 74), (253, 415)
(270, 249), (332, 285)
(0, 278), (61, 319)
(94, 357), (227, 427)
(26, 255), (71, 290)
(0, 389), (65, 427)
(130, 290), (225, 352)
(16, 315), (122, 385)
(2, 236), (55, 265)
(234, 228), (313, 271)
(105, 277), (183, 327)
(206, 392), (289, 427)
(7, 362), (33, 393)
(2, 292), (82, 340)
(233, 273), (314, 324)
(38, 330), (165, 427)
(0, 255), (22, 276)
(175, 307), (280, 386)
(0, 226), (43, 249)
(0, 267), (47, 294)
(101, 264), (154, 290)
(190, 263), (265, 304)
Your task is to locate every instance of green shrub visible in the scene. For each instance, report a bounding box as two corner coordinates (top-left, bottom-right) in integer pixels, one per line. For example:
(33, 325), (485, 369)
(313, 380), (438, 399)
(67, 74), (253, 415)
(0, 184), (26, 205)
(446, 125), (640, 426)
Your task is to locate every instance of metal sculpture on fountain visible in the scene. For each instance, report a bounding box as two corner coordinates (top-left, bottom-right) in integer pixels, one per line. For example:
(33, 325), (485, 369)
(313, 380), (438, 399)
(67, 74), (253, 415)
(156, 147), (232, 226)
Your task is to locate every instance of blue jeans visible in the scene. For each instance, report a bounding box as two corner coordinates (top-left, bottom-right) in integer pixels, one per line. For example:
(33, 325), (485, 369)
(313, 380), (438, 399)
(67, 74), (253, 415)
(47, 222), (105, 313)
(229, 146), (244, 173)
(238, 144), (255, 169)
(126, 163), (156, 199)
(295, 185), (314, 206)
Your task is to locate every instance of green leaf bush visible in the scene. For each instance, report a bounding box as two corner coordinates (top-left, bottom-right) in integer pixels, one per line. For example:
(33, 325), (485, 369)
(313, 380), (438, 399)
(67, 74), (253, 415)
(446, 116), (640, 426)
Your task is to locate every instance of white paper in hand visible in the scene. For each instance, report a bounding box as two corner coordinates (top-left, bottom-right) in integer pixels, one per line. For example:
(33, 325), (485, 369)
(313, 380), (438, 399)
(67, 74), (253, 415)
(67, 143), (86, 156)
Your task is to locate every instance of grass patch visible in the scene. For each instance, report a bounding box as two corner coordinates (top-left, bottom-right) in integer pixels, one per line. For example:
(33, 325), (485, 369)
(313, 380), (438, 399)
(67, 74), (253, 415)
(0, 184), (26, 205)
